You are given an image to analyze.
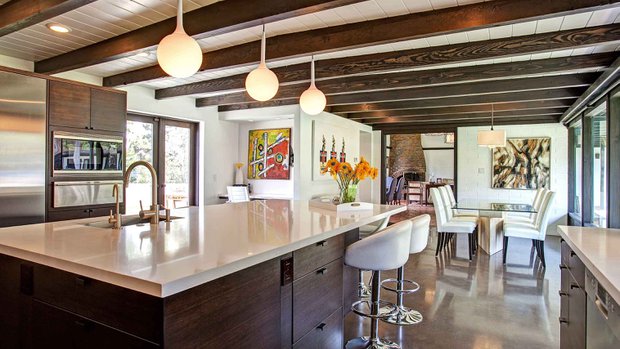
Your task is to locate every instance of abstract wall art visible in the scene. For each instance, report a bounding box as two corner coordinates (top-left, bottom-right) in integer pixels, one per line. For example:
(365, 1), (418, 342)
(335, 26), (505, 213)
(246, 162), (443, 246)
(248, 128), (291, 180)
(312, 121), (359, 180)
(492, 137), (551, 189)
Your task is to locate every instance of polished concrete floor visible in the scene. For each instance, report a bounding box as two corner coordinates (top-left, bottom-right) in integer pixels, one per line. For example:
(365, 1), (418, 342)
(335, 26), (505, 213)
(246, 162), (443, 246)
(344, 233), (560, 349)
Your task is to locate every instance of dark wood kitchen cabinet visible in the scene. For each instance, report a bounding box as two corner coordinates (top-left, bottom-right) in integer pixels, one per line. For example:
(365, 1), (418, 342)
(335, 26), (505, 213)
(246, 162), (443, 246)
(0, 228), (360, 348)
(560, 239), (586, 349)
(48, 80), (126, 133)
(48, 80), (91, 130)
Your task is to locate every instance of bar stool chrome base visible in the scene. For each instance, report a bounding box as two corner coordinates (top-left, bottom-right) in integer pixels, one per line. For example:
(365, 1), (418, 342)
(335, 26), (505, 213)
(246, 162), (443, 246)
(345, 336), (401, 349)
(379, 268), (424, 326)
(381, 306), (423, 326)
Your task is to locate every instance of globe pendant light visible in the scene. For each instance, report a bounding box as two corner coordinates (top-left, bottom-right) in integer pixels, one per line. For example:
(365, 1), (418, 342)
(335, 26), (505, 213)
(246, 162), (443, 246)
(299, 56), (326, 115)
(245, 25), (279, 101)
(157, 0), (203, 78)
(477, 104), (506, 148)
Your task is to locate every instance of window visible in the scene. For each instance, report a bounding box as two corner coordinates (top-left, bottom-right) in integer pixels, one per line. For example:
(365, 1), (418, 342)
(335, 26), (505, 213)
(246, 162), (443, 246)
(125, 114), (197, 214)
(586, 103), (607, 228)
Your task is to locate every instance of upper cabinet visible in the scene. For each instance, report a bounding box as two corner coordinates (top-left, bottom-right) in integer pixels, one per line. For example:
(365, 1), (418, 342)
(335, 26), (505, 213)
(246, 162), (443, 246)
(48, 80), (126, 134)
(48, 81), (90, 130)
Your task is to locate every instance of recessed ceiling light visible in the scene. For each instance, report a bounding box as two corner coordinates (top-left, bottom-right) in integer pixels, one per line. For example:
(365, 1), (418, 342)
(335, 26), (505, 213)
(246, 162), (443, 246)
(46, 23), (71, 33)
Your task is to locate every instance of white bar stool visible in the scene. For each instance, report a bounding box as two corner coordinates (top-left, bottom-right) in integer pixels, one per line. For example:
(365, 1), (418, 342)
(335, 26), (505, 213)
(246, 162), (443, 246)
(380, 214), (430, 326)
(345, 220), (413, 349)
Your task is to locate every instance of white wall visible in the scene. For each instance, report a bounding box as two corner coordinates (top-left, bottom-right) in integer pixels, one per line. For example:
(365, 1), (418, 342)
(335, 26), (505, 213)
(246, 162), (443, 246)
(457, 123), (568, 235)
(0, 54), (33, 71)
(421, 134), (454, 182)
(120, 85), (239, 205)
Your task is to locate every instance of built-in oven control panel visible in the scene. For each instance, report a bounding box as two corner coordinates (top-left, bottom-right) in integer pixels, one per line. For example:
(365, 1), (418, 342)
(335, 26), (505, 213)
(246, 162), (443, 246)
(53, 180), (123, 208)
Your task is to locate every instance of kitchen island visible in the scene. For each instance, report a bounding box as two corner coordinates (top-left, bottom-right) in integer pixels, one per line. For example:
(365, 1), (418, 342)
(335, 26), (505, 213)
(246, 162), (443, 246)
(0, 200), (404, 348)
(558, 226), (620, 349)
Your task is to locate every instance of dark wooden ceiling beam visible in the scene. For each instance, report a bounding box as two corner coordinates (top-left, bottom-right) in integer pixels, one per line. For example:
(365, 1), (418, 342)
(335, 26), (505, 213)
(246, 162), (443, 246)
(104, 0), (620, 86)
(374, 116), (561, 133)
(329, 88), (584, 113)
(362, 108), (567, 124)
(198, 73), (594, 108)
(561, 55), (620, 124)
(34, 0), (364, 74)
(0, 0), (96, 37)
(216, 99), (301, 112)
(347, 100), (575, 120)
(192, 54), (613, 106)
(156, 24), (620, 99)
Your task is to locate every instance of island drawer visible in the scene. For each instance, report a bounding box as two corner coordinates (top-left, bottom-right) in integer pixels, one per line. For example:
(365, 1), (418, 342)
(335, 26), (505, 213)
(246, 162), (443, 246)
(293, 258), (343, 342)
(560, 239), (585, 288)
(31, 299), (159, 348)
(293, 234), (344, 279)
(293, 307), (343, 349)
(32, 264), (163, 344)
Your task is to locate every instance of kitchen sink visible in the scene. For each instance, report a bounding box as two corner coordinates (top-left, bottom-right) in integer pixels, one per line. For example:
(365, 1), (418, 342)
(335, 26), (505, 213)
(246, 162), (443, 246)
(84, 214), (183, 229)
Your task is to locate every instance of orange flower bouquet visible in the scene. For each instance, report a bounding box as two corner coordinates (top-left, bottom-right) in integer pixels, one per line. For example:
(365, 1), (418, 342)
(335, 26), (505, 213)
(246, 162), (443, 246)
(321, 157), (378, 203)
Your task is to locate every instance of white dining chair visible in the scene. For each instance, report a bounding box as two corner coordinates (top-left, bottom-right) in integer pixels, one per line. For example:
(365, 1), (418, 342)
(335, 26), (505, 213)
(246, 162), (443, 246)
(438, 186), (478, 225)
(442, 185), (479, 217)
(226, 186), (250, 203)
(503, 188), (547, 224)
(503, 191), (555, 268)
(430, 188), (477, 260)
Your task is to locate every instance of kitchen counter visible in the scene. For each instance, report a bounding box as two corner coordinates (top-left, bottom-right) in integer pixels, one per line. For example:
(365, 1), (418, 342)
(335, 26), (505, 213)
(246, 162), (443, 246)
(558, 225), (620, 302)
(0, 200), (404, 297)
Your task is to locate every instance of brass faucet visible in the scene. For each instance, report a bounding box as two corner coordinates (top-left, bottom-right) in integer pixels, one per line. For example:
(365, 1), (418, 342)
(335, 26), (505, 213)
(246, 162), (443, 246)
(108, 183), (122, 229)
(124, 161), (160, 225)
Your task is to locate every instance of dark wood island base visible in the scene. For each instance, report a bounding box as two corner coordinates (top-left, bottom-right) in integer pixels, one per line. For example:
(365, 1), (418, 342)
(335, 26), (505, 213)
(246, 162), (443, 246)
(0, 229), (359, 348)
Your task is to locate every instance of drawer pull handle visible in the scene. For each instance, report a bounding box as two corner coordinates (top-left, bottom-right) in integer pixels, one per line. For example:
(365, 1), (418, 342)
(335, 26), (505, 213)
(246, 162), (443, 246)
(558, 290), (568, 297)
(559, 264), (568, 270)
(316, 240), (327, 247)
(570, 251), (576, 257)
(559, 317), (568, 324)
(317, 267), (327, 275)
(570, 283), (579, 290)
(74, 320), (91, 330)
(317, 323), (327, 331)
(75, 276), (90, 287)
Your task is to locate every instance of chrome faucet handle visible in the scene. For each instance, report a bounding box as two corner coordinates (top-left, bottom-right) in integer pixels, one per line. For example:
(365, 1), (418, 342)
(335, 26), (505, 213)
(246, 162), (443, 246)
(139, 200), (144, 212)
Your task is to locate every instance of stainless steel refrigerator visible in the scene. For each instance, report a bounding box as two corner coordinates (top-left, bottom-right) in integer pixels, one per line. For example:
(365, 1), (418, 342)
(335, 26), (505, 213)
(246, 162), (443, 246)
(0, 71), (46, 227)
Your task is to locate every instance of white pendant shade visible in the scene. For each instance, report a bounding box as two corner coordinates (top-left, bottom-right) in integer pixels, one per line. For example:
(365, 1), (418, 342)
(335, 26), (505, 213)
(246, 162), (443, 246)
(477, 129), (506, 148)
(245, 26), (279, 101)
(300, 56), (326, 115)
(157, 0), (202, 78)
(477, 104), (506, 148)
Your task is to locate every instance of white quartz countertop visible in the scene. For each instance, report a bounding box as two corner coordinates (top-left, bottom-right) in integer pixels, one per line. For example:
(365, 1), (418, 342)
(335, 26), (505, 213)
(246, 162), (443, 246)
(558, 225), (620, 302)
(0, 200), (404, 298)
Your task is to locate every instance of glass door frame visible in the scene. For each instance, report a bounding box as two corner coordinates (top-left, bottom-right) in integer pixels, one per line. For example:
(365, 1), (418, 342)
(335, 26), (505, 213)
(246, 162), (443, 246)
(127, 113), (198, 209)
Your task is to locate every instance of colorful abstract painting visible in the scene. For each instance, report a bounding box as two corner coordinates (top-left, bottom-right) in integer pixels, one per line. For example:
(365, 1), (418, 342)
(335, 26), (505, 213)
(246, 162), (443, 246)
(492, 138), (550, 189)
(248, 128), (290, 180)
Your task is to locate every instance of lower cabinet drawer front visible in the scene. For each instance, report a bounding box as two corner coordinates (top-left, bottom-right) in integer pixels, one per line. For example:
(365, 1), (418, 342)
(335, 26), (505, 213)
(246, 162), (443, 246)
(32, 300), (159, 348)
(32, 264), (163, 344)
(293, 307), (343, 349)
(294, 235), (344, 279)
(293, 259), (343, 342)
(560, 240), (586, 288)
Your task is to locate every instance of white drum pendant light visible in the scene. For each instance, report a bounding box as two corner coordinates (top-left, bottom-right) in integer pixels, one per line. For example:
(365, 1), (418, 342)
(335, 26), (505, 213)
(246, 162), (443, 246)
(245, 25), (279, 101)
(477, 104), (506, 148)
(299, 56), (326, 115)
(157, 0), (202, 78)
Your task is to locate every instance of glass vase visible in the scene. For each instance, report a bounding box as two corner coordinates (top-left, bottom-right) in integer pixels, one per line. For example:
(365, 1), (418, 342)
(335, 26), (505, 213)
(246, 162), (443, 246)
(340, 184), (358, 204)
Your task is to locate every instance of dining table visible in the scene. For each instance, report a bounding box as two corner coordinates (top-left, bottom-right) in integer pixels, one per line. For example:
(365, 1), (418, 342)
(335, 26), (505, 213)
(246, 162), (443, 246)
(452, 200), (537, 255)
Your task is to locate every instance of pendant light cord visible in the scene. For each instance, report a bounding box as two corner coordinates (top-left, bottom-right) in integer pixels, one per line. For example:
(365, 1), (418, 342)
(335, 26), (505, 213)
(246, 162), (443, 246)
(175, 0), (183, 32)
(260, 25), (266, 66)
(310, 55), (316, 87)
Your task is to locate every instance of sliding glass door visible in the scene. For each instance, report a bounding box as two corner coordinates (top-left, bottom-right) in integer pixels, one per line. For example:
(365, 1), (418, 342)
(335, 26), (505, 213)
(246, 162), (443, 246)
(586, 102), (608, 228)
(125, 114), (197, 214)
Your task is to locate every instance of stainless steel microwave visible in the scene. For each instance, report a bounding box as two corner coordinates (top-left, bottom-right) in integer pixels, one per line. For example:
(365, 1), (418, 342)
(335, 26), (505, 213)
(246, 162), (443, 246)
(52, 131), (123, 175)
